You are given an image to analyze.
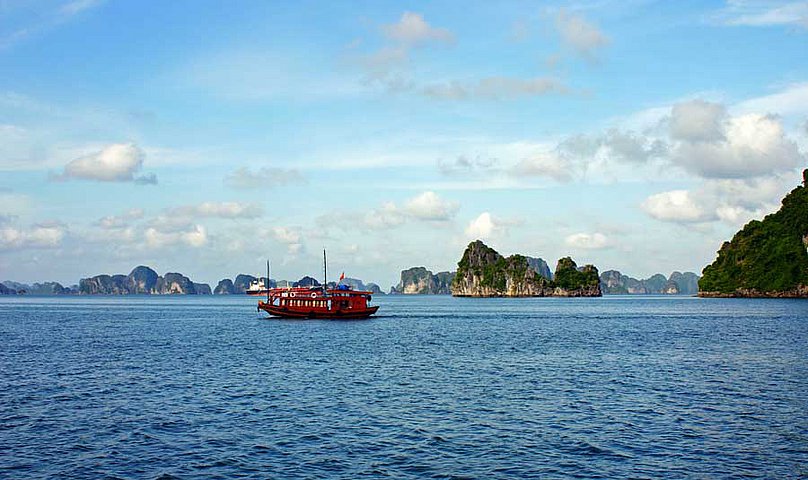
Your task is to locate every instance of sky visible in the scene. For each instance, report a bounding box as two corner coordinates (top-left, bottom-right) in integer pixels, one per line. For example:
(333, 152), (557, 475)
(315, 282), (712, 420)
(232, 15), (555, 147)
(1, 0), (808, 289)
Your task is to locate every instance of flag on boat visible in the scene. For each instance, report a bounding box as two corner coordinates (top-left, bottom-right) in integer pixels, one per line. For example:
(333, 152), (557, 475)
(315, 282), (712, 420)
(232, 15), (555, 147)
(339, 272), (345, 281)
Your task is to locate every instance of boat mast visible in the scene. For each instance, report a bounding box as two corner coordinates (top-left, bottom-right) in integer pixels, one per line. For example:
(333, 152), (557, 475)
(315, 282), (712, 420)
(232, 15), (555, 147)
(323, 248), (327, 293)
(264, 259), (276, 303)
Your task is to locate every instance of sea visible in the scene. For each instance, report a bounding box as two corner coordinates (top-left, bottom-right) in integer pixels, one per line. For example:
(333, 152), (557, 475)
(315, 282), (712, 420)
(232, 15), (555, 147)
(1, 295), (807, 479)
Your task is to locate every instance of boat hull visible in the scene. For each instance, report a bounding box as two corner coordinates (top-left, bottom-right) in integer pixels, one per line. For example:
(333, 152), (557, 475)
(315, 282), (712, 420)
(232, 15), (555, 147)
(258, 302), (379, 319)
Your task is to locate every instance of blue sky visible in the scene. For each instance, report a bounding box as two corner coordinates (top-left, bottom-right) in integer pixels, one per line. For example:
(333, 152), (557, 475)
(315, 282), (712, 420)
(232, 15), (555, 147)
(2, 0), (808, 288)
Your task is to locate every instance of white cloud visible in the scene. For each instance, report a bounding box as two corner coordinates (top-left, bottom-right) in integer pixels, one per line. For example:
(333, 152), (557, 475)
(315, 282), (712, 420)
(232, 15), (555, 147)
(712, 1), (808, 28)
(318, 191), (458, 231)
(166, 202), (264, 220)
(270, 226), (304, 255)
(564, 232), (612, 249)
(403, 191), (459, 221)
(225, 166), (306, 189)
(555, 9), (610, 61)
(642, 173), (797, 226)
(145, 224), (207, 249)
(381, 12), (454, 46)
(669, 100), (727, 142)
(464, 212), (519, 240)
(512, 151), (576, 182)
(603, 129), (667, 163)
(97, 208), (144, 229)
(641, 190), (717, 223)
(54, 143), (157, 184)
(0, 222), (66, 249)
(673, 112), (804, 179)
(734, 82), (808, 118)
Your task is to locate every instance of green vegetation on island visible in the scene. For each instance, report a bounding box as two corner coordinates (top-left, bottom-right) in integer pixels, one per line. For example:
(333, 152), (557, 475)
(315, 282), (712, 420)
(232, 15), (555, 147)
(699, 170), (808, 297)
(451, 240), (601, 297)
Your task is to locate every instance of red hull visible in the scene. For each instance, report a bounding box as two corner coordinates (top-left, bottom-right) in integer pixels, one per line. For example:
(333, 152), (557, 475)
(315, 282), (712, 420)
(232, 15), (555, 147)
(258, 301), (378, 319)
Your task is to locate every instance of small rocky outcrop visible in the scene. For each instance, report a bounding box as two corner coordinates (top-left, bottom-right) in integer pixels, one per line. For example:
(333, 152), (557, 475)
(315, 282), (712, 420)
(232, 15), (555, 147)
(450, 240), (601, 297)
(194, 283), (212, 295)
(365, 282), (383, 295)
(391, 267), (455, 294)
(214, 279), (235, 294)
(234, 274), (257, 293)
(332, 277), (384, 294)
(669, 272), (699, 294)
(294, 276), (321, 287)
(159, 273), (197, 294)
(126, 266), (159, 294)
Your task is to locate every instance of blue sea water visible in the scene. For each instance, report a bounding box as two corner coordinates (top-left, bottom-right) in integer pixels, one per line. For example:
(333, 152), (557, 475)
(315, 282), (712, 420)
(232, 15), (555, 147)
(1, 295), (807, 479)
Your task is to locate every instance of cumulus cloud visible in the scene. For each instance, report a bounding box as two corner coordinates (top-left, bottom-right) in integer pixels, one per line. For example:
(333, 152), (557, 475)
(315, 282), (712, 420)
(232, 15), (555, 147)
(669, 100), (726, 142)
(165, 202), (264, 220)
(464, 212), (519, 240)
(381, 12), (454, 45)
(145, 224), (207, 248)
(318, 191), (458, 231)
(97, 208), (144, 229)
(422, 76), (571, 100)
(564, 232), (612, 249)
(555, 9), (609, 61)
(604, 129), (668, 163)
(270, 226), (304, 255)
(403, 191), (459, 221)
(53, 143), (157, 184)
(0, 221), (66, 249)
(672, 112), (804, 178)
(225, 167), (306, 189)
(641, 190), (716, 223)
(641, 174), (796, 226)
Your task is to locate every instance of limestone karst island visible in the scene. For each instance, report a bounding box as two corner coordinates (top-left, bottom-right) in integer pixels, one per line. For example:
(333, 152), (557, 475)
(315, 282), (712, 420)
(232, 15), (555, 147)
(698, 170), (808, 298)
(451, 240), (601, 297)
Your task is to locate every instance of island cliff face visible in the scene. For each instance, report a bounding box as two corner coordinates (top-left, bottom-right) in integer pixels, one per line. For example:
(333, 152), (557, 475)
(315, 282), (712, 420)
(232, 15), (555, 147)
(392, 267), (455, 294)
(450, 240), (601, 297)
(79, 266), (210, 295)
(699, 170), (808, 298)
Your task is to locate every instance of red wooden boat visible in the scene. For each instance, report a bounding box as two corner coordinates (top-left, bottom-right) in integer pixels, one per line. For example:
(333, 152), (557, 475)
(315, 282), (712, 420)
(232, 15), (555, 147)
(257, 251), (379, 319)
(258, 285), (378, 319)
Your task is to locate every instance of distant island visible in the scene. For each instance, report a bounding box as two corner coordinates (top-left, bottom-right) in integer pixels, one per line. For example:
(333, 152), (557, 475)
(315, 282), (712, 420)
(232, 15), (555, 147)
(600, 270), (700, 295)
(699, 170), (808, 298)
(390, 267), (455, 294)
(450, 240), (601, 297)
(1, 266), (384, 296)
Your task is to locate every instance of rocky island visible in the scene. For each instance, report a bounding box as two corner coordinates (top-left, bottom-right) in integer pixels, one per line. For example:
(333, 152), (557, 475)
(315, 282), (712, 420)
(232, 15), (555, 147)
(450, 240), (601, 297)
(80, 266), (211, 295)
(600, 270), (700, 295)
(699, 170), (808, 298)
(390, 267), (455, 294)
